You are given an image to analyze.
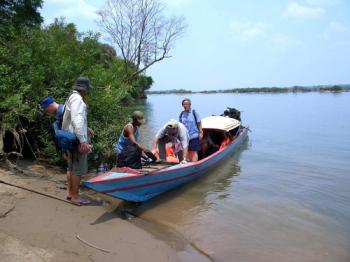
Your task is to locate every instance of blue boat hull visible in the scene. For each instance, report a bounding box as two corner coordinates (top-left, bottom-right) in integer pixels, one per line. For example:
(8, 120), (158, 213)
(83, 128), (248, 202)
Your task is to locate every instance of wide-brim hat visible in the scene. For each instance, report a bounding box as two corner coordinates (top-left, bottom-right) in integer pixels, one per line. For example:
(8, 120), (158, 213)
(132, 111), (145, 124)
(73, 77), (92, 92)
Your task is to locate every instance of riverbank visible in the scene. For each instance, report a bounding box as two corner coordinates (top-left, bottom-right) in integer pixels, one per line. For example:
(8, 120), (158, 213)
(146, 84), (350, 95)
(0, 162), (209, 262)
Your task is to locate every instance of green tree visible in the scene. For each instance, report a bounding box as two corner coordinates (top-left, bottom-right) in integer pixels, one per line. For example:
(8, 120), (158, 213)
(98, 0), (186, 80)
(0, 0), (43, 29)
(0, 19), (153, 165)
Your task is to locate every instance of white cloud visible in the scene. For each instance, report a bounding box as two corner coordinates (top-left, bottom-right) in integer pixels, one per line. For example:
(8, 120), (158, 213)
(283, 2), (325, 19)
(305, 0), (339, 7)
(45, 0), (98, 20)
(323, 21), (348, 38)
(230, 20), (269, 41)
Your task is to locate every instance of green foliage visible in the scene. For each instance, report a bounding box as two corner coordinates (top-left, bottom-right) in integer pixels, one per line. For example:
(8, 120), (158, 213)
(1, 18), (153, 165)
(130, 75), (154, 98)
(147, 85), (350, 95)
(319, 85), (344, 92)
(0, 0), (43, 29)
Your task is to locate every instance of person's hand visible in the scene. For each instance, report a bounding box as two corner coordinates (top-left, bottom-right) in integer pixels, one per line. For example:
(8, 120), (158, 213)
(199, 131), (203, 140)
(88, 127), (94, 137)
(180, 159), (187, 164)
(79, 142), (93, 154)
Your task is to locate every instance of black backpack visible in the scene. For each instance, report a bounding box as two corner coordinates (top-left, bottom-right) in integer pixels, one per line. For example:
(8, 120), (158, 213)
(117, 144), (142, 169)
(222, 107), (241, 121)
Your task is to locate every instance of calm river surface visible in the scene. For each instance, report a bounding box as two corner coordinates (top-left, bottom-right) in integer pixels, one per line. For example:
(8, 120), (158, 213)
(133, 92), (350, 262)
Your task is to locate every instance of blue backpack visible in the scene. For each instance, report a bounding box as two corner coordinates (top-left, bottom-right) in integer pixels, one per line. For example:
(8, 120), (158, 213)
(55, 129), (79, 151)
(52, 98), (79, 151)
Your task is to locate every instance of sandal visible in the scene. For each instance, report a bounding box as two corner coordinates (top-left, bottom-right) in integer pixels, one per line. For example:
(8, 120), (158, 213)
(71, 198), (91, 205)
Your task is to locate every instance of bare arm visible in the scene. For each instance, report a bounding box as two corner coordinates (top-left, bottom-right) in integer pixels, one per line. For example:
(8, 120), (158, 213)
(181, 148), (188, 163)
(125, 125), (149, 152)
(198, 122), (203, 140)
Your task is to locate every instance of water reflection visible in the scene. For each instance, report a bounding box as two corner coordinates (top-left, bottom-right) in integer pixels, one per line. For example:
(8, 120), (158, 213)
(128, 93), (350, 262)
(136, 138), (249, 224)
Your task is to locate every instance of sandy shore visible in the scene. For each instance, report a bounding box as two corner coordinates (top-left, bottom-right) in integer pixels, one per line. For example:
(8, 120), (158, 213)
(0, 162), (208, 262)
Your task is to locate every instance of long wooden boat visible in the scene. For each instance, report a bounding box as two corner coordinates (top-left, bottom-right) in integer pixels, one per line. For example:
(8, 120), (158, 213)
(83, 116), (249, 202)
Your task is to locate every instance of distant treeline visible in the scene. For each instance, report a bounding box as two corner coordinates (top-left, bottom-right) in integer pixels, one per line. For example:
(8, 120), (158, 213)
(147, 85), (350, 94)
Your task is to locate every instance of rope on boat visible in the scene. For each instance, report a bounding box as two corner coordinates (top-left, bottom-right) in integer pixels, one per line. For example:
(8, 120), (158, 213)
(75, 234), (111, 253)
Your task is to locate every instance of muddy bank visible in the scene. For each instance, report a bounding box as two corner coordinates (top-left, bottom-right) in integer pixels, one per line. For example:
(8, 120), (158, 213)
(0, 162), (209, 262)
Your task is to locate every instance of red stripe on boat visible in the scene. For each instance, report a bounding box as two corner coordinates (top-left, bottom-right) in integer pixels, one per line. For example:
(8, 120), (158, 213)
(101, 164), (208, 193)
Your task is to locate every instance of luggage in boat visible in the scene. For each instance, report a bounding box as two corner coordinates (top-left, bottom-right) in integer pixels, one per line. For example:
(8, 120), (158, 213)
(222, 107), (241, 121)
(117, 144), (142, 169)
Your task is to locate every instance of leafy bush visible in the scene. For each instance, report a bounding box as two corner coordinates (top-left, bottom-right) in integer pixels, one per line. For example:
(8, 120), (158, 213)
(0, 19), (153, 165)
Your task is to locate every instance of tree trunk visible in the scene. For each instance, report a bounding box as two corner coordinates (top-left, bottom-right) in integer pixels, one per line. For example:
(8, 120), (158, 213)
(0, 114), (4, 156)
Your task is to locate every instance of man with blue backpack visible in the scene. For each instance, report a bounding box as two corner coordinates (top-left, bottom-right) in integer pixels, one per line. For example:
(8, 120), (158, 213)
(41, 96), (64, 125)
(42, 96), (73, 200)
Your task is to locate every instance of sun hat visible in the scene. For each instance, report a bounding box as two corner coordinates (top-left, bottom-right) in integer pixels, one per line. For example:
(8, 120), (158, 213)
(132, 111), (145, 124)
(41, 96), (54, 110)
(73, 77), (92, 92)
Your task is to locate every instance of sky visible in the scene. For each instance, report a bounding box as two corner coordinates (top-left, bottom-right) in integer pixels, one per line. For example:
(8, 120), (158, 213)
(41, 0), (350, 91)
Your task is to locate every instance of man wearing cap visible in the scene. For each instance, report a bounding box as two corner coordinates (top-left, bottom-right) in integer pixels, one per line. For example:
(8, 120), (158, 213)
(41, 96), (64, 125)
(62, 76), (93, 205)
(154, 119), (189, 163)
(42, 96), (71, 192)
(115, 111), (150, 157)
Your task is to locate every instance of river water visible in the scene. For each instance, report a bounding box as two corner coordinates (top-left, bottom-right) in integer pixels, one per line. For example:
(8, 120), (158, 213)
(132, 92), (350, 262)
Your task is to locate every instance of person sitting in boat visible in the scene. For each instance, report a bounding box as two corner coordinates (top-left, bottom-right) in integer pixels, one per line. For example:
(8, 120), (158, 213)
(179, 98), (203, 162)
(200, 130), (219, 159)
(115, 111), (150, 168)
(219, 132), (231, 150)
(154, 119), (189, 164)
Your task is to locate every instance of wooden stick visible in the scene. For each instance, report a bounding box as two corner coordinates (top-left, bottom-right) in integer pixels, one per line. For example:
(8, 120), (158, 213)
(0, 180), (80, 206)
(75, 234), (111, 253)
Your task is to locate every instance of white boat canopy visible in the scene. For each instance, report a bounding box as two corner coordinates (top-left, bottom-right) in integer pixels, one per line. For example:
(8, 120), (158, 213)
(201, 116), (240, 132)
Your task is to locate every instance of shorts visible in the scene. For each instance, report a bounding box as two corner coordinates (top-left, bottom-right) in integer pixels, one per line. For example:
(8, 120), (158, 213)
(67, 151), (88, 176)
(188, 137), (201, 151)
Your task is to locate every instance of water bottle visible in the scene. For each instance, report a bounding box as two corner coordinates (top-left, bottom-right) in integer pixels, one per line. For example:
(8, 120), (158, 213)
(98, 163), (105, 174)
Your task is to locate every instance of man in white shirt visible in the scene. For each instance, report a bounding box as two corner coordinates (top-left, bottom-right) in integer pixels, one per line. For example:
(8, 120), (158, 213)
(62, 77), (93, 205)
(154, 119), (189, 163)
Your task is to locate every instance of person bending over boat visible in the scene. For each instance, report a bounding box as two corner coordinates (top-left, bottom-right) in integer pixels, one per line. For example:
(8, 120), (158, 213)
(179, 98), (203, 162)
(115, 111), (150, 168)
(154, 119), (189, 164)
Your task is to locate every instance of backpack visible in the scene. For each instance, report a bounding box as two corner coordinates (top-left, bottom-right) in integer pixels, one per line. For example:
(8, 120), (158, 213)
(117, 144), (142, 169)
(56, 104), (64, 129)
(55, 129), (79, 151)
(179, 109), (199, 130)
(53, 95), (79, 151)
(222, 107), (241, 121)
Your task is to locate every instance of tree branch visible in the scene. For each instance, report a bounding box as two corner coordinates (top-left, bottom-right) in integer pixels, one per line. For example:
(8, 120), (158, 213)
(97, 0), (186, 79)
